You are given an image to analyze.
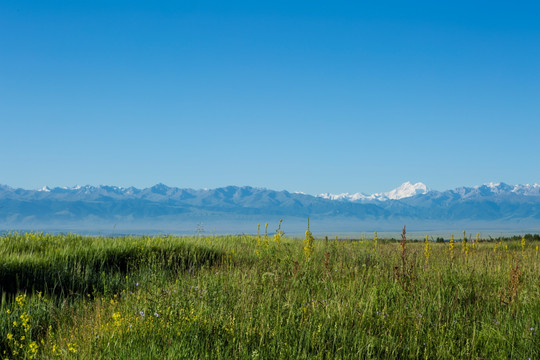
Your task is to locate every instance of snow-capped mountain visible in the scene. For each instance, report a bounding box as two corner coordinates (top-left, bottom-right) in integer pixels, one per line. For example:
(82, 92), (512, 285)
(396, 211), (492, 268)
(1, 182), (540, 233)
(318, 182), (429, 202)
(485, 182), (540, 196)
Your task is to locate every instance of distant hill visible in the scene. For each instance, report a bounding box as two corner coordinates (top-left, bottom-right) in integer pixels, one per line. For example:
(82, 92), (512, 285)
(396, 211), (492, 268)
(1, 182), (540, 235)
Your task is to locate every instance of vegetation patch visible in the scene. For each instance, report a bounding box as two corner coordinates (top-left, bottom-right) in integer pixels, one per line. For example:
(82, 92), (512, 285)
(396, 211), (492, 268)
(0, 230), (539, 359)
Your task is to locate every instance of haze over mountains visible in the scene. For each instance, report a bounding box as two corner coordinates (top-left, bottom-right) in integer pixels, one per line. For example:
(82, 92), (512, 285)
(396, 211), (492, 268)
(1, 182), (540, 235)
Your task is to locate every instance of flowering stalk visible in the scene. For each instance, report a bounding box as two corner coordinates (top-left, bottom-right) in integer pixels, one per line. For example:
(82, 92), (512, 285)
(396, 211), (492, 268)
(400, 226), (406, 256)
(424, 235), (431, 265)
(274, 219), (284, 244)
(256, 223), (261, 257)
(264, 223), (269, 247)
(304, 218), (314, 261)
(462, 230), (469, 255)
(449, 234), (455, 259)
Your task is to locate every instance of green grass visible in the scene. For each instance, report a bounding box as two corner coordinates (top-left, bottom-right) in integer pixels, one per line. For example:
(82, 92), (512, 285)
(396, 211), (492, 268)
(1, 232), (539, 359)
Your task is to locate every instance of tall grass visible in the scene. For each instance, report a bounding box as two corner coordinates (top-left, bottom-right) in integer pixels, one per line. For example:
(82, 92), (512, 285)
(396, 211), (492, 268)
(1, 231), (538, 359)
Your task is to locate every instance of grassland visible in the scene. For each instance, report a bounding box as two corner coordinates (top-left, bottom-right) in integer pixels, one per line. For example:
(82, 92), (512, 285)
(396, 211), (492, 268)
(0, 230), (539, 359)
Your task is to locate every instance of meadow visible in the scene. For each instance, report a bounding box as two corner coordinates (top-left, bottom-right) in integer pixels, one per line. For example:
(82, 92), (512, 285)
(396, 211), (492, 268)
(0, 227), (539, 359)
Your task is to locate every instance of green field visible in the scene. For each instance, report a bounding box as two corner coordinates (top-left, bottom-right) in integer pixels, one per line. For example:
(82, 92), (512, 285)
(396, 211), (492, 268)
(1, 230), (539, 359)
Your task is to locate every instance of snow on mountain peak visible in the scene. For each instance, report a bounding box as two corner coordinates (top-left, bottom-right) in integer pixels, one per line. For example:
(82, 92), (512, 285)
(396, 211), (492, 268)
(318, 192), (369, 201)
(510, 183), (540, 196)
(474, 182), (540, 196)
(317, 182), (429, 202)
(385, 181), (429, 200)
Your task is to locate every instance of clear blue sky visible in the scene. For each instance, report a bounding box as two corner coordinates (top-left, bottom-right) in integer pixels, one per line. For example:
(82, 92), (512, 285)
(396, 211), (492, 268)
(1, 1), (539, 195)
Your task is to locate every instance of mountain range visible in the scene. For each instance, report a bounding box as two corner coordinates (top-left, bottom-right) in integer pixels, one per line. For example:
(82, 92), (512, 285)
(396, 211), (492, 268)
(1, 182), (539, 235)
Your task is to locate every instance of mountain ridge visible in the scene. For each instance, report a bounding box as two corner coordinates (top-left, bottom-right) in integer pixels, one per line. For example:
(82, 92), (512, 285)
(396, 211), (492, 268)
(9, 181), (540, 200)
(1, 182), (540, 233)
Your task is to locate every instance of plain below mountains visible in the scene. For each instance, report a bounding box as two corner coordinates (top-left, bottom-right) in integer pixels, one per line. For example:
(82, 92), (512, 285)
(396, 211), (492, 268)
(1, 182), (540, 235)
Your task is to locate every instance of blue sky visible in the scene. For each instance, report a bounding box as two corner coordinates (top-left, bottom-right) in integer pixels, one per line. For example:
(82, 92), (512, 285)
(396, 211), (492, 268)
(1, 1), (539, 195)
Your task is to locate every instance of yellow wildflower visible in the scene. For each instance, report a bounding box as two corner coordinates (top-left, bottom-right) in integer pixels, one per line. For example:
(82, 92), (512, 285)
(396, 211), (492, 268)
(15, 294), (26, 308)
(28, 341), (38, 358)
